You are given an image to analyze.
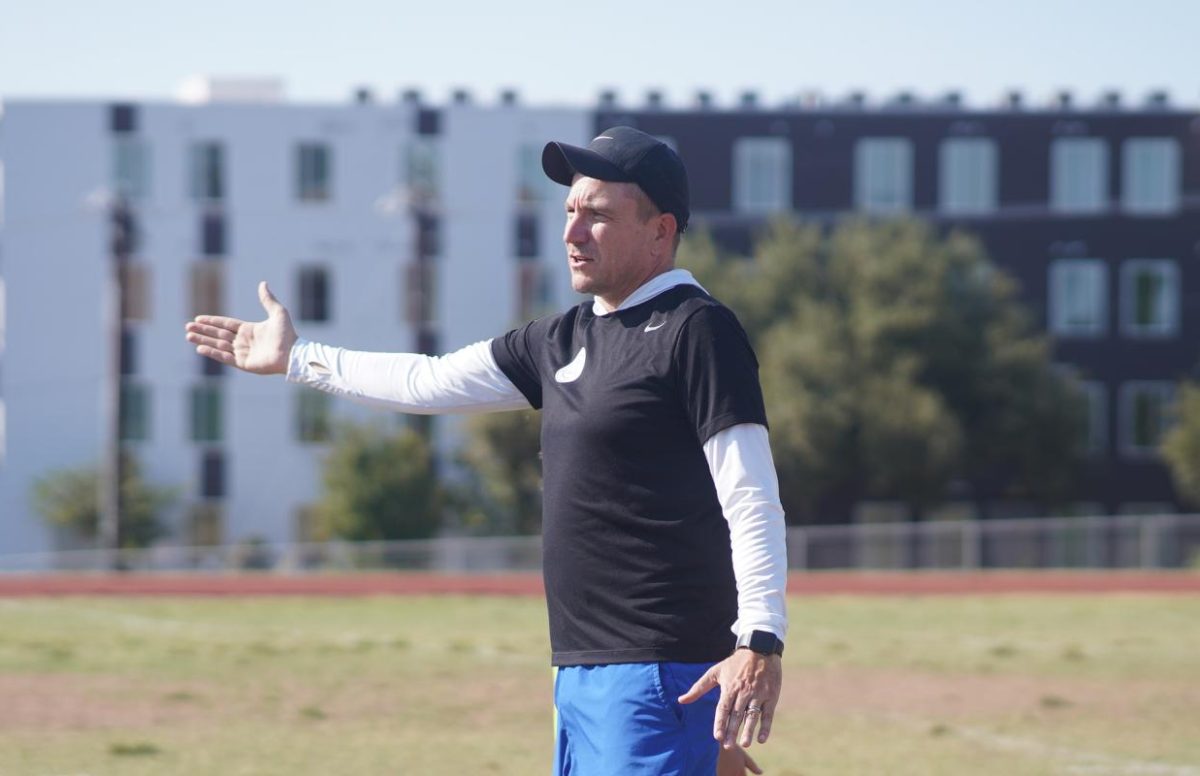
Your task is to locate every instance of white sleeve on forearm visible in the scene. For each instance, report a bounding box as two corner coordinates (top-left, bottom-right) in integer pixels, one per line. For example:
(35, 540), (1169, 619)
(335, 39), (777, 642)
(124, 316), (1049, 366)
(703, 423), (789, 642)
(285, 337), (531, 414)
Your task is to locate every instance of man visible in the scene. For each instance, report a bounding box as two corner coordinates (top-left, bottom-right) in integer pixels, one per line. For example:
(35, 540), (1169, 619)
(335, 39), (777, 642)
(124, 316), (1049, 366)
(185, 126), (787, 775)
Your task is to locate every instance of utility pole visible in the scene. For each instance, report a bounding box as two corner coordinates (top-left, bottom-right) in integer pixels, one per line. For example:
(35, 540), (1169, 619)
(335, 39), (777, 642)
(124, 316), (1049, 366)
(99, 195), (132, 568)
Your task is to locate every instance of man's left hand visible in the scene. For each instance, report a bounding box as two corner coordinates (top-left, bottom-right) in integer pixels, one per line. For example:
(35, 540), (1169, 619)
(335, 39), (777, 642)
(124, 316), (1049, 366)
(678, 648), (783, 749)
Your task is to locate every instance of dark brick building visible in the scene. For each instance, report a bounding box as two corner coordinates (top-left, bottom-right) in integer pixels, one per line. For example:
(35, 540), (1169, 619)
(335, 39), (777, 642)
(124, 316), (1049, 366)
(598, 94), (1200, 517)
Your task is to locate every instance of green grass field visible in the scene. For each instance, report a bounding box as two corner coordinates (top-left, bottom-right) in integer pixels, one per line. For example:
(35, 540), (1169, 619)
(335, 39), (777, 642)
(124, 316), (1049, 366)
(0, 593), (1197, 775)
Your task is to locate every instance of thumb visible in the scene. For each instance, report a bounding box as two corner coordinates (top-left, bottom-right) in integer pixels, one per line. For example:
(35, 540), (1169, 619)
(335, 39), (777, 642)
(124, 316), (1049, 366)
(258, 281), (282, 315)
(678, 666), (720, 705)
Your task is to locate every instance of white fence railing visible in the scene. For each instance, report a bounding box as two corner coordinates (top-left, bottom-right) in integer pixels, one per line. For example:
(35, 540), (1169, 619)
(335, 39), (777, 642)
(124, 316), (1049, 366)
(2, 514), (1199, 573)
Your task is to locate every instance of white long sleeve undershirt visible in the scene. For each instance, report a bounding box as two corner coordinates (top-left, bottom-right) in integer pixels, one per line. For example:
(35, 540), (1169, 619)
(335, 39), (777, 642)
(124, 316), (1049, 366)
(285, 269), (788, 642)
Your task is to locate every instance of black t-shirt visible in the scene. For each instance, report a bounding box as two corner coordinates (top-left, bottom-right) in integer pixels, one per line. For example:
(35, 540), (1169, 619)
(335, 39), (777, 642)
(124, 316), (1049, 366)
(492, 284), (769, 666)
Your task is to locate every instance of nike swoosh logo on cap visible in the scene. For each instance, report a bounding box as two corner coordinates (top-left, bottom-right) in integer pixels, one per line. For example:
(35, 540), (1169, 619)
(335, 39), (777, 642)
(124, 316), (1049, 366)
(593, 135), (614, 141)
(554, 347), (587, 383)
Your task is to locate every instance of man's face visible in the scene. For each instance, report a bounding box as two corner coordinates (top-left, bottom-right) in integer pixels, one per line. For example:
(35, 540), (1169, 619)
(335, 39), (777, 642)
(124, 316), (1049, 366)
(563, 176), (662, 306)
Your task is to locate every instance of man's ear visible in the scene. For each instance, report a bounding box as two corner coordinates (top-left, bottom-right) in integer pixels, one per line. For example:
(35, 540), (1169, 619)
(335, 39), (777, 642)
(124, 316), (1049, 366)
(656, 212), (679, 252)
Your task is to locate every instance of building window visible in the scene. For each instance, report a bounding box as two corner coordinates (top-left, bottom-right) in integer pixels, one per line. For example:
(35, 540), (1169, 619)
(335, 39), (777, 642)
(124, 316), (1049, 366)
(516, 144), (548, 204)
(200, 450), (225, 498)
(109, 104), (137, 134)
(200, 353), (225, 377)
(110, 200), (139, 258)
(201, 211), (226, 257)
(189, 503), (223, 545)
(1119, 382), (1174, 457)
(517, 261), (550, 321)
(1048, 259), (1108, 337)
(855, 138), (913, 214)
(189, 142), (225, 202)
(113, 137), (150, 199)
(1051, 138), (1107, 214)
(416, 212), (440, 258)
(515, 212), (539, 258)
(191, 384), (222, 443)
(120, 381), (151, 442)
(120, 329), (137, 376)
(1122, 138), (1180, 215)
(1120, 260), (1179, 338)
(405, 140), (439, 205)
(416, 328), (438, 356)
(296, 143), (332, 202)
(404, 262), (436, 325)
(191, 262), (224, 319)
(732, 137), (792, 214)
(296, 389), (331, 443)
(298, 267), (330, 322)
(939, 138), (997, 215)
(1079, 381), (1107, 454)
(120, 263), (152, 321)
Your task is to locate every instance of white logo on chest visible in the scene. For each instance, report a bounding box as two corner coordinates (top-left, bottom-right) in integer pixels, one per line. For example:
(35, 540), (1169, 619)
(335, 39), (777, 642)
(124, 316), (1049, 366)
(554, 347), (587, 383)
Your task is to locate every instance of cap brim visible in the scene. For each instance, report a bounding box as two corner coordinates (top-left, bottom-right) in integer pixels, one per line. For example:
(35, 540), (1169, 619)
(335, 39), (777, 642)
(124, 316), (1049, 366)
(542, 142), (634, 186)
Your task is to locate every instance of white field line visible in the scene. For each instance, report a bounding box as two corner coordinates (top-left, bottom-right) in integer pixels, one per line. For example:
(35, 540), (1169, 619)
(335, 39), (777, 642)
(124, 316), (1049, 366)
(951, 725), (1200, 776)
(0, 599), (541, 663)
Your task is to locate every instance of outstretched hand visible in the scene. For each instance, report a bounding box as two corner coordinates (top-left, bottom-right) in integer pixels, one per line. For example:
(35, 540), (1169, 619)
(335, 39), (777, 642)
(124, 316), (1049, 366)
(185, 281), (298, 375)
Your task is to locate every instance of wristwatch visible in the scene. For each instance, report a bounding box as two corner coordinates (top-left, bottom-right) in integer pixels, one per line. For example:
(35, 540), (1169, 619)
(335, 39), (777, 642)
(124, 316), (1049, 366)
(736, 630), (784, 657)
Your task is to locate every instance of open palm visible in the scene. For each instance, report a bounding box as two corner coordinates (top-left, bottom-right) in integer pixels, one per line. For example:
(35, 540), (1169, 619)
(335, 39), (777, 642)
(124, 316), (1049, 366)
(185, 281), (298, 375)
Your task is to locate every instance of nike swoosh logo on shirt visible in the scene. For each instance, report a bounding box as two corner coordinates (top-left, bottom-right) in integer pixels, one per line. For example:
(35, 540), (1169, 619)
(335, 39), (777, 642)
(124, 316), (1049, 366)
(554, 347), (587, 383)
(644, 320), (666, 332)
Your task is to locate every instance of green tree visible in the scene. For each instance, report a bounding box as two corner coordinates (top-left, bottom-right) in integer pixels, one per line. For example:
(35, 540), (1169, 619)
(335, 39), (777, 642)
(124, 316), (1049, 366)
(1162, 383), (1200, 505)
(456, 409), (543, 534)
(31, 453), (174, 548)
(681, 217), (1087, 522)
(315, 422), (443, 540)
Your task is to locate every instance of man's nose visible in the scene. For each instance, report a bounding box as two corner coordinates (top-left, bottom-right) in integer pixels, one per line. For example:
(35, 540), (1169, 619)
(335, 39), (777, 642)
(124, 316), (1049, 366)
(564, 213), (587, 245)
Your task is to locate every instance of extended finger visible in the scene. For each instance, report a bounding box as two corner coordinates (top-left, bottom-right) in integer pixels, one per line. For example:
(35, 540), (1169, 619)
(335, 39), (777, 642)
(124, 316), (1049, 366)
(722, 703), (748, 750)
(187, 332), (234, 352)
(756, 699), (778, 744)
(185, 322), (237, 343)
(739, 701), (763, 748)
(743, 749), (763, 775)
(192, 315), (245, 332)
(679, 666), (720, 705)
(258, 281), (283, 315)
(195, 344), (235, 365)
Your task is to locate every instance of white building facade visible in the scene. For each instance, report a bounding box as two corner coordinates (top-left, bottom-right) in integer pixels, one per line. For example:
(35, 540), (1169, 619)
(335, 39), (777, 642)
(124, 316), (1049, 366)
(0, 88), (589, 556)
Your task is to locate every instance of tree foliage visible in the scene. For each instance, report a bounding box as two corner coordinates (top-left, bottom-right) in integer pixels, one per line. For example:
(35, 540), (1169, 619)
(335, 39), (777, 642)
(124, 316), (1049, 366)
(456, 409), (543, 534)
(315, 422), (443, 541)
(1162, 383), (1200, 506)
(31, 452), (174, 548)
(682, 218), (1087, 522)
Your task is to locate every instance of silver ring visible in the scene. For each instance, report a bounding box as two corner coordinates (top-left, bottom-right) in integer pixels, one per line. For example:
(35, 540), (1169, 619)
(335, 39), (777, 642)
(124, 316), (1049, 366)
(747, 705), (763, 714)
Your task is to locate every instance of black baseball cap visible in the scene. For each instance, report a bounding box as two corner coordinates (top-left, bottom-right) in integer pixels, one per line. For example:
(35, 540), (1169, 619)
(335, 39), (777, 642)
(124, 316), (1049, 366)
(542, 126), (690, 232)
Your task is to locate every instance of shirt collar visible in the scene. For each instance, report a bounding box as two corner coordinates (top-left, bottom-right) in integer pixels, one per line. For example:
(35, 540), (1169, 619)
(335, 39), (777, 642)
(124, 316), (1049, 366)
(592, 268), (706, 316)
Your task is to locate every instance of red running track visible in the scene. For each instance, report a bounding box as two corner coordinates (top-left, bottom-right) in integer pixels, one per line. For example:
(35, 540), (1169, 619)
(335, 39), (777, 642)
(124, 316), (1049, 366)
(0, 571), (1197, 597)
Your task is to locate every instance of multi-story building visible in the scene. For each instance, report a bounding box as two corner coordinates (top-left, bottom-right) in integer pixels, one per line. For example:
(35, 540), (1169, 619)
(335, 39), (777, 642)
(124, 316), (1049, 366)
(597, 89), (1199, 519)
(1, 84), (1196, 557)
(0, 82), (587, 556)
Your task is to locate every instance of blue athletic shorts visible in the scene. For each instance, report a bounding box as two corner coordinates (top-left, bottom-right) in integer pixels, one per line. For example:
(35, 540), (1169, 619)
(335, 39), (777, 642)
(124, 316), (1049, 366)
(553, 662), (720, 776)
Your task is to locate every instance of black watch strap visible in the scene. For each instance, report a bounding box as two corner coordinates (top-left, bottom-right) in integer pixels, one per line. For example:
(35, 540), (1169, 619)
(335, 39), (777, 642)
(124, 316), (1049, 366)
(736, 630), (784, 657)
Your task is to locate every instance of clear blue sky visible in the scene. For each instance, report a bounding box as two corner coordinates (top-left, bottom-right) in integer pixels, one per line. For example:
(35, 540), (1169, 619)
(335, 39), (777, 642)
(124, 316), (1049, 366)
(1, 0), (1195, 109)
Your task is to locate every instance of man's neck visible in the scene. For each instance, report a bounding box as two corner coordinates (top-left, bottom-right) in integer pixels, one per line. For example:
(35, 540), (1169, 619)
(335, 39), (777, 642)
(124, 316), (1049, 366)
(592, 267), (702, 316)
(595, 266), (672, 313)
